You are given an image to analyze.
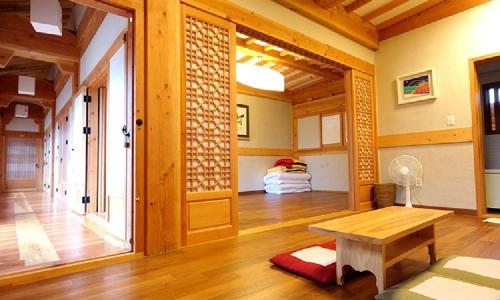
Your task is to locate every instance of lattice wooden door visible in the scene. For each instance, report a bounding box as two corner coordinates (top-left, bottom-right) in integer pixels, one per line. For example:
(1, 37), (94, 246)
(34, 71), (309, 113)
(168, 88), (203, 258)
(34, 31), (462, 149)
(181, 5), (238, 245)
(346, 69), (378, 211)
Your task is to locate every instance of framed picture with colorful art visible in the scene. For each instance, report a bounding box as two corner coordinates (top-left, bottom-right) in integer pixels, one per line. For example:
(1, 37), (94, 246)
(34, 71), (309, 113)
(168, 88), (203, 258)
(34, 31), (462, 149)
(397, 69), (437, 104)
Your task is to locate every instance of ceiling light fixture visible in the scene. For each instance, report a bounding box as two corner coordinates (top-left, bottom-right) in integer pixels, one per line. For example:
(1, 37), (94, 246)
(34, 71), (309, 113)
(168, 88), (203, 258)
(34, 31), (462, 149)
(236, 63), (285, 92)
(18, 76), (36, 96)
(30, 0), (63, 36)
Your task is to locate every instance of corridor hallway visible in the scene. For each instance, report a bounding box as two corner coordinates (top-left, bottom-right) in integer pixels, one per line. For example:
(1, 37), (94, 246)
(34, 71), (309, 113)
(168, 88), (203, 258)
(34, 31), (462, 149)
(0, 192), (125, 275)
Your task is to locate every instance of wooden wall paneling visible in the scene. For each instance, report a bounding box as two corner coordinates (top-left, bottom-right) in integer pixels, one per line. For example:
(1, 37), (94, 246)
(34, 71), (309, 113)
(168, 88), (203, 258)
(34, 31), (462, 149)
(345, 70), (377, 211)
(181, 5), (238, 245)
(146, 0), (181, 253)
(181, 0), (375, 75)
(377, 128), (473, 148)
(238, 147), (293, 156)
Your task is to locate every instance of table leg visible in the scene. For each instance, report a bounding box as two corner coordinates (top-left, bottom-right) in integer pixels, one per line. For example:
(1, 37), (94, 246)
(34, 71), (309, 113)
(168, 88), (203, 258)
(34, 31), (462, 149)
(335, 236), (385, 293)
(428, 243), (436, 264)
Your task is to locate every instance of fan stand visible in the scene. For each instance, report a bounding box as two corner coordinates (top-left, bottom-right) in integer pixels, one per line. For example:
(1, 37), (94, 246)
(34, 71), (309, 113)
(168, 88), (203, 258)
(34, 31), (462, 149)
(404, 184), (412, 208)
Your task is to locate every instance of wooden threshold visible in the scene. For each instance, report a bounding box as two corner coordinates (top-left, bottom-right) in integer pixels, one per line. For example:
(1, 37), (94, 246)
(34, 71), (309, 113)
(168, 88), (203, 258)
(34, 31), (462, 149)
(0, 252), (143, 288)
(239, 210), (355, 236)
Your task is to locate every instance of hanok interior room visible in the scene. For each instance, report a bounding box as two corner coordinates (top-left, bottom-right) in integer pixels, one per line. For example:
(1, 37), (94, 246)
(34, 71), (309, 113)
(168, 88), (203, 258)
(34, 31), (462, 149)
(1, 0), (500, 299)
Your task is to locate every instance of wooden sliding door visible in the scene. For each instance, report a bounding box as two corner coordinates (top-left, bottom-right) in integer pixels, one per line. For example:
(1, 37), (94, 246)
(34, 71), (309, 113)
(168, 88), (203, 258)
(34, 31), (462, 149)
(5, 136), (42, 191)
(346, 69), (378, 211)
(181, 5), (238, 245)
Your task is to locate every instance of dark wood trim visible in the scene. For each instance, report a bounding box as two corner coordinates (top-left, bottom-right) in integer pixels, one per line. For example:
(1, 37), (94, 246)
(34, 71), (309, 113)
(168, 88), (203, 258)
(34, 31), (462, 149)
(238, 190), (266, 195)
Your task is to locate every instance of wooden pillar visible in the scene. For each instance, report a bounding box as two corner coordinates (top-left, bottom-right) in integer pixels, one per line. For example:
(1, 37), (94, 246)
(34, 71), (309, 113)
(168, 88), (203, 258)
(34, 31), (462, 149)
(145, 0), (182, 254)
(345, 69), (378, 211)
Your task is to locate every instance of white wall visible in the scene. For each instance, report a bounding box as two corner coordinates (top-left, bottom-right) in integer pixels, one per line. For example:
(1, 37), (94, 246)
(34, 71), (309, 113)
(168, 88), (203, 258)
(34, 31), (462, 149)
(80, 13), (128, 84)
(238, 156), (290, 192)
(228, 0), (375, 64)
(237, 94), (292, 149)
(375, 1), (500, 210)
(56, 75), (73, 115)
(237, 93), (292, 192)
(5, 118), (40, 132)
(379, 144), (476, 209)
(300, 154), (349, 192)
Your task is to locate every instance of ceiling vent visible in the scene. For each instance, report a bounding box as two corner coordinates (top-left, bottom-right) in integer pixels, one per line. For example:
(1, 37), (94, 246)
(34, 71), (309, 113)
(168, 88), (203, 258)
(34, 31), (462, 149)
(15, 104), (29, 118)
(30, 0), (62, 36)
(18, 76), (36, 96)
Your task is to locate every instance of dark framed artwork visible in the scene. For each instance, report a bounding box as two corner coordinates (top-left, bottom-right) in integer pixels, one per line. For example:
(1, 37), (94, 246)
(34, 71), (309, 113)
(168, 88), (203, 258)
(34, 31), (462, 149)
(237, 104), (250, 139)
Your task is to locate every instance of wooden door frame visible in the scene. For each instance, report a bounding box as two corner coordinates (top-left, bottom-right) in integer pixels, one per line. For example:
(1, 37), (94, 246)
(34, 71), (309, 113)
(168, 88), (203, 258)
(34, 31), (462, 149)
(468, 51), (500, 217)
(182, 0), (378, 216)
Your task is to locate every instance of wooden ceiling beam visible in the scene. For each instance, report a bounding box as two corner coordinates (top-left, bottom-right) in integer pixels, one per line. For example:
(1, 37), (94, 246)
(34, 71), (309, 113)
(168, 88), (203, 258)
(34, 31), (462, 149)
(237, 37), (342, 79)
(362, 0), (408, 22)
(376, 0), (445, 30)
(0, 15), (78, 64)
(289, 78), (345, 103)
(314, 0), (344, 9)
(237, 83), (291, 102)
(273, 0), (378, 50)
(0, 48), (14, 68)
(0, 75), (55, 106)
(378, 0), (490, 40)
(344, 0), (373, 13)
(77, 8), (107, 54)
(68, 0), (131, 17)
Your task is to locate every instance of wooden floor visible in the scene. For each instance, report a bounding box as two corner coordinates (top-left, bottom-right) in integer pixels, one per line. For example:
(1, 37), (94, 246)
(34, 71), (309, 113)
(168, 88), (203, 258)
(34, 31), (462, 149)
(238, 191), (349, 230)
(1, 214), (498, 299)
(0, 192), (127, 275)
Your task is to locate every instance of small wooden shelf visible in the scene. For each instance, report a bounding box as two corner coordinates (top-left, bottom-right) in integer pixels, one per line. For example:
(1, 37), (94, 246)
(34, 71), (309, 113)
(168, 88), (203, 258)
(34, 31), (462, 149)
(385, 235), (434, 268)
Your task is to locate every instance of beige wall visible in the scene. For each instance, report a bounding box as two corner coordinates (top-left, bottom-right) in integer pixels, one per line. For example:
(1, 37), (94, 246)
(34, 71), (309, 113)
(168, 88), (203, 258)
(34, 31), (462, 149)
(376, 0), (500, 135)
(375, 1), (500, 210)
(299, 154), (349, 192)
(237, 93), (292, 191)
(228, 0), (375, 64)
(237, 93), (292, 149)
(379, 144), (476, 209)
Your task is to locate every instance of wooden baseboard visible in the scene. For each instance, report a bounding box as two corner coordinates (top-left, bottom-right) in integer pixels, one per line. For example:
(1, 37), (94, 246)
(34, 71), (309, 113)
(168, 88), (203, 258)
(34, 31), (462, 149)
(312, 190), (348, 194)
(395, 203), (477, 216)
(239, 190), (266, 195)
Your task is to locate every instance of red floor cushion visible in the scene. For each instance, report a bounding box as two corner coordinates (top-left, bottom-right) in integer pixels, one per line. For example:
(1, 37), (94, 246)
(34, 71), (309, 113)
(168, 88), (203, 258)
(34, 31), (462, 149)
(269, 240), (337, 284)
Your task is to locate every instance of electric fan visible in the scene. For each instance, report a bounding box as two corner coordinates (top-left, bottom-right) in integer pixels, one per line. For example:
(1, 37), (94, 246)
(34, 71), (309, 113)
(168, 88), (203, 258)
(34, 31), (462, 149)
(388, 155), (423, 208)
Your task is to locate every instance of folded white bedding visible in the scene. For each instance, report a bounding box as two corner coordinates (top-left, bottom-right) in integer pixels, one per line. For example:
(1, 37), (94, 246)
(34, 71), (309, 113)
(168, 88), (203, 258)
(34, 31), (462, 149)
(264, 179), (311, 185)
(265, 187), (312, 194)
(265, 183), (311, 190)
(263, 172), (311, 184)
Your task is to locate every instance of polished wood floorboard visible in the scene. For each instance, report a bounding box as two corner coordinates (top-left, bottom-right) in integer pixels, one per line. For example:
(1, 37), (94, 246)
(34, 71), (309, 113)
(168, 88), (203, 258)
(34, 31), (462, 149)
(238, 191), (349, 230)
(0, 192), (126, 275)
(2, 215), (498, 299)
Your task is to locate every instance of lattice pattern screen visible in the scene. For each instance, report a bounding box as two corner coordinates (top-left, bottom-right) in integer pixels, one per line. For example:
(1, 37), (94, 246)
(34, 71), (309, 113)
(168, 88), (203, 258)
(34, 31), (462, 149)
(6, 138), (37, 180)
(184, 15), (232, 193)
(354, 76), (376, 182)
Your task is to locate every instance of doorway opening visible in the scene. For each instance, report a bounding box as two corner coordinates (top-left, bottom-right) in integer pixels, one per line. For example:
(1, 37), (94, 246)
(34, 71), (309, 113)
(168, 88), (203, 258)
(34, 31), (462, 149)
(234, 31), (351, 232)
(0, 0), (135, 276)
(471, 54), (500, 216)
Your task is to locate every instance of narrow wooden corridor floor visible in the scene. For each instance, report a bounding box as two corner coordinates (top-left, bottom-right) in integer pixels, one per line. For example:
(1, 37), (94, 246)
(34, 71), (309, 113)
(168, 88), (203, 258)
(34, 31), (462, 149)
(0, 192), (127, 275)
(1, 215), (498, 299)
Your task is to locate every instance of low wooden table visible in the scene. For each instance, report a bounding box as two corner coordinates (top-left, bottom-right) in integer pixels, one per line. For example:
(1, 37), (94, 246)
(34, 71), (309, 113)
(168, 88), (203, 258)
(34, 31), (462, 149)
(309, 206), (453, 293)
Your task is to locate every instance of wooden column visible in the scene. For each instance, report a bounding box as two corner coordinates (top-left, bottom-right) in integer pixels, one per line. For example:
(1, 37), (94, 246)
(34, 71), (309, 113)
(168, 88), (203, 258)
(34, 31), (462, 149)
(346, 69), (378, 211)
(180, 5), (239, 245)
(145, 0), (182, 254)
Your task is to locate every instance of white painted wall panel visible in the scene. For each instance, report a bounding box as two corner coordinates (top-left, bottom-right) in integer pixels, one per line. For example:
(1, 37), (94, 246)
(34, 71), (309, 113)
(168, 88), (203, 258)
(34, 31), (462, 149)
(79, 13), (128, 84)
(5, 118), (40, 132)
(378, 143), (476, 209)
(56, 75), (73, 114)
(300, 154), (349, 192)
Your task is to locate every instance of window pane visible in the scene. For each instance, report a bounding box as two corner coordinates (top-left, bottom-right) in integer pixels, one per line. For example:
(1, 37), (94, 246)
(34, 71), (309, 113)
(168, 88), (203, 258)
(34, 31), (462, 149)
(489, 88), (496, 131)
